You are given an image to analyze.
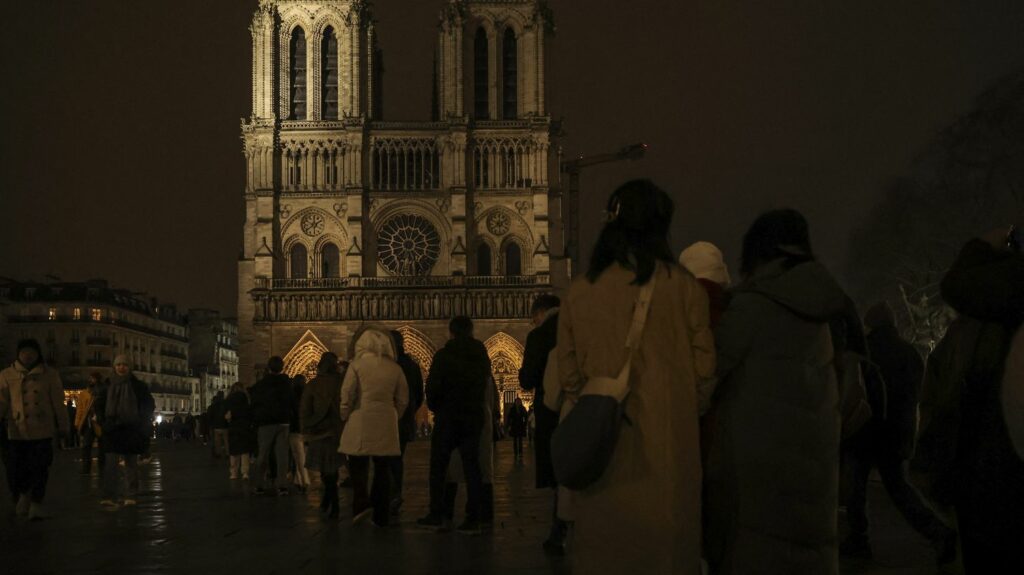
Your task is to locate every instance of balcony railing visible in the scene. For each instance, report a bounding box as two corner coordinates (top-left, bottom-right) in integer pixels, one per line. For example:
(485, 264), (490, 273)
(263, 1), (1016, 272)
(254, 275), (550, 291)
(160, 369), (190, 378)
(161, 349), (187, 360)
(7, 316), (188, 343)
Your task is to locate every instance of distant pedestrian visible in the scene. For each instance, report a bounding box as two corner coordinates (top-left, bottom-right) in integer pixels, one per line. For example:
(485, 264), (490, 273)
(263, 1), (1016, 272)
(0, 339), (71, 520)
(249, 357), (293, 496)
(94, 355), (155, 508)
(288, 374), (309, 493)
(840, 302), (956, 562)
(705, 209), (844, 574)
(388, 330), (424, 517)
(417, 316), (492, 535)
(224, 382), (255, 480)
(76, 372), (107, 476)
(339, 328), (408, 527)
(518, 294), (567, 554)
(917, 228), (1024, 574)
(505, 398), (528, 460)
(208, 391), (229, 458)
(557, 180), (714, 573)
(65, 400), (78, 449)
(300, 352), (343, 518)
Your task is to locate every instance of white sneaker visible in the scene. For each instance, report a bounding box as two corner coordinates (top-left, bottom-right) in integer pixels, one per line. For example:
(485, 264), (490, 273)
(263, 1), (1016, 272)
(122, 499), (138, 506)
(242, 474), (250, 480)
(100, 499), (119, 509)
(28, 503), (54, 521)
(15, 494), (31, 516)
(230, 472), (238, 480)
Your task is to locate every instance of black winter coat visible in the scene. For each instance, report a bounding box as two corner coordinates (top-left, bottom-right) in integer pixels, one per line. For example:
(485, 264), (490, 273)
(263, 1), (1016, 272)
(208, 397), (229, 429)
(225, 390), (256, 455)
(921, 239), (1024, 543)
(519, 311), (559, 487)
(94, 375), (155, 455)
(426, 336), (491, 420)
(249, 373), (292, 426)
(865, 324), (924, 460)
(396, 353), (424, 444)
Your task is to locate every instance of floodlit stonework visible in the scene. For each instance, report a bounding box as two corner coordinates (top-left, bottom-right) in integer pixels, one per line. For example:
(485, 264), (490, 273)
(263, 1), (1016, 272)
(238, 0), (565, 413)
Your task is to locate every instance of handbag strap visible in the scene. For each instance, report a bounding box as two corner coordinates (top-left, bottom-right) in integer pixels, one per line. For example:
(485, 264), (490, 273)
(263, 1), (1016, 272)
(616, 270), (658, 383)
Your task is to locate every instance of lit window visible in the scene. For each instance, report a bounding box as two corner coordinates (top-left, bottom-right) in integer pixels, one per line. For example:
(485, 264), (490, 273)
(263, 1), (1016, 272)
(73, 308), (82, 320)
(48, 307), (57, 320)
(90, 308), (102, 321)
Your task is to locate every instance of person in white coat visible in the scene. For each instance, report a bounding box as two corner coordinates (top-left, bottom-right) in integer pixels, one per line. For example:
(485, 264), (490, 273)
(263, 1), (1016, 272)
(339, 327), (409, 527)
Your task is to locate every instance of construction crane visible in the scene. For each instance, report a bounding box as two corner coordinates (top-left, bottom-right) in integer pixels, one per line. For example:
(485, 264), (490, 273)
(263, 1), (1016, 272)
(557, 143), (648, 273)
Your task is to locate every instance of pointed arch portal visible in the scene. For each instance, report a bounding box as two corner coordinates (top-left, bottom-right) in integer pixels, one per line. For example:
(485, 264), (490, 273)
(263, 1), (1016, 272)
(484, 332), (532, 419)
(283, 330), (330, 381)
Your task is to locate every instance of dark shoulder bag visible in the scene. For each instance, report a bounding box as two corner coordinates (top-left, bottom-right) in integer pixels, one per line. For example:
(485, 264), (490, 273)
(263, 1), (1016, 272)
(551, 274), (656, 490)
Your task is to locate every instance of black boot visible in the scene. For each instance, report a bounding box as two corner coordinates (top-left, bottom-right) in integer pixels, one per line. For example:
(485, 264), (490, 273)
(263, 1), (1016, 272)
(481, 483), (494, 527)
(442, 482), (458, 522)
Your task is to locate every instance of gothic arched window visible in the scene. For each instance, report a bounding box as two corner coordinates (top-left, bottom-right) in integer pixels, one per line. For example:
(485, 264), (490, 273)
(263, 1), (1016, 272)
(477, 243), (493, 276)
(290, 28), (307, 120)
(290, 244), (308, 279)
(502, 29), (517, 120)
(321, 243), (340, 278)
(504, 242), (522, 276)
(473, 28), (489, 119)
(322, 27), (339, 120)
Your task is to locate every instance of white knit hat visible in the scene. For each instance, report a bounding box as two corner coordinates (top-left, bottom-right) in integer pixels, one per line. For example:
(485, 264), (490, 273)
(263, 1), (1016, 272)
(679, 241), (731, 286)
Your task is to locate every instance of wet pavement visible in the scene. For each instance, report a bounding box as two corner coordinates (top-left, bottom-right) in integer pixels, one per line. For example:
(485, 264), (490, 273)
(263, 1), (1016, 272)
(0, 440), (962, 574)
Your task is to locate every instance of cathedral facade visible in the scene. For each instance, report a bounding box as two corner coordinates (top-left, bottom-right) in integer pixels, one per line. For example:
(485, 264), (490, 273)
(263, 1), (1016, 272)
(238, 0), (565, 412)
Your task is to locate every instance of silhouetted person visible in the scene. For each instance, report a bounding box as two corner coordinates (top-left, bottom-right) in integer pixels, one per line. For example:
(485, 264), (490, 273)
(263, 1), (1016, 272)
(705, 209), (844, 574)
(840, 302), (956, 561)
(249, 356), (292, 496)
(417, 316), (492, 534)
(519, 293), (566, 554)
(224, 382), (255, 480)
(76, 372), (107, 475)
(505, 398), (528, 460)
(208, 391), (229, 459)
(288, 374), (309, 493)
(301, 352), (344, 518)
(389, 329), (424, 517)
(917, 228), (1024, 573)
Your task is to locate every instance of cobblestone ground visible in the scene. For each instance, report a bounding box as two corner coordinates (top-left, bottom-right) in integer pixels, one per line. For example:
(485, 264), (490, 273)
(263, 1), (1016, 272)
(0, 440), (962, 575)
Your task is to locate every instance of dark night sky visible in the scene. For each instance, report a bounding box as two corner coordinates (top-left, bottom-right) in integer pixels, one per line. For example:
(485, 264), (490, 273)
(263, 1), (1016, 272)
(3, 1), (1024, 315)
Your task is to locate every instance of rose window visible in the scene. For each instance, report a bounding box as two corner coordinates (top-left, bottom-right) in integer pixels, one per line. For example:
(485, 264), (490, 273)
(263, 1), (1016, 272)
(377, 214), (441, 276)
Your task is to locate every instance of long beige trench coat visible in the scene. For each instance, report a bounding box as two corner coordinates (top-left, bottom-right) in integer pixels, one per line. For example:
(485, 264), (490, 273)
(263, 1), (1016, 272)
(558, 262), (715, 574)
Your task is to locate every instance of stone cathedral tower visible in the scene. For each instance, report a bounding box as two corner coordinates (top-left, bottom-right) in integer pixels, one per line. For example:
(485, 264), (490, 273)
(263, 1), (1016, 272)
(238, 0), (562, 412)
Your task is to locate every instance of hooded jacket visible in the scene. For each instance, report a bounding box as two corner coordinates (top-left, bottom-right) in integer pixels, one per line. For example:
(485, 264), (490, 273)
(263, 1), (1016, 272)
(338, 328), (409, 456)
(426, 336), (492, 420)
(0, 361), (70, 441)
(705, 260), (846, 575)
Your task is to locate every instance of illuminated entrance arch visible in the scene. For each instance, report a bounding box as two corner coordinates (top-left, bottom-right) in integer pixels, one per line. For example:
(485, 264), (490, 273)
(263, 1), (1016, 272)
(395, 325), (437, 381)
(484, 332), (531, 419)
(282, 330), (330, 381)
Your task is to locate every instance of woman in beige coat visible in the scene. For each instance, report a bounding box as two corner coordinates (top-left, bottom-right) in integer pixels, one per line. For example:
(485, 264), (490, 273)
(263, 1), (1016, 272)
(558, 180), (715, 574)
(339, 327), (409, 526)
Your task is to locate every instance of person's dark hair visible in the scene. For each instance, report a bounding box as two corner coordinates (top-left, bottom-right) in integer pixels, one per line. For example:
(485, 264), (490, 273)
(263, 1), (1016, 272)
(449, 316), (474, 338)
(292, 374), (307, 385)
(739, 209), (814, 277)
(531, 294), (561, 315)
(586, 179), (675, 285)
(317, 352), (339, 375)
(267, 356), (285, 374)
(88, 371), (104, 385)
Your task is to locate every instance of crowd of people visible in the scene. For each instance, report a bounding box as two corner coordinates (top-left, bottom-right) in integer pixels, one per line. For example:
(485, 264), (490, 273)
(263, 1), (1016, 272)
(0, 178), (1020, 574)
